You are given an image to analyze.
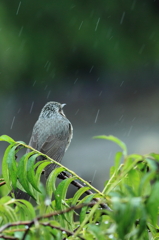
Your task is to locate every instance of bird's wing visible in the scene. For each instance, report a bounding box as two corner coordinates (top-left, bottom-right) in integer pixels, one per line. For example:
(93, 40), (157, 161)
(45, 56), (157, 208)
(40, 126), (71, 177)
(40, 134), (68, 162)
(26, 132), (38, 153)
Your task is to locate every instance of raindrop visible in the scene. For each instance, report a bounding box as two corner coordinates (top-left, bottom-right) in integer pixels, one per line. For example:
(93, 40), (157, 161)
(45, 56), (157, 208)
(108, 151), (112, 160)
(91, 170), (97, 184)
(120, 81), (124, 87)
(95, 18), (100, 31)
(79, 21), (83, 30)
(89, 65), (94, 73)
(30, 101), (34, 114)
(132, 117), (136, 122)
(120, 12), (125, 25)
(74, 78), (78, 84)
(139, 44), (145, 54)
(99, 91), (102, 96)
(18, 26), (23, 37)
(75, 109), (79, 115)
(16, 1), (21, 15)
(50, 70), (55, 78)
(45, 198), (51, 206)
(46, 62), (51, 72)
(96, 77), (100, 81)
(94, 109), (100, 123)
(10, 116), (15, 129)
(44, 61), (49, 68)
(119, 115), (123, 121)
(17, 108), (21, 114)
(109, 235), (114, 239)
(104, 221), (109, 224)
(47, 90), (51, 99)
(44, 85), (48, 90)
(127, 125), (133, 136)
(32, 80), (36, 87)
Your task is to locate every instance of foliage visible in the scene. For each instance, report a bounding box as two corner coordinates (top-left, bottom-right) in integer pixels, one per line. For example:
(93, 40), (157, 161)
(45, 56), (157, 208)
(0, 134), (159, 239)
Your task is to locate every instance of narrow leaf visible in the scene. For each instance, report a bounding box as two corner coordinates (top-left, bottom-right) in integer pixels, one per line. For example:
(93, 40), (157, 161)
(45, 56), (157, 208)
(7, 145), (18, 189)
(0, 135), (15, 144)
(13, 199), (36, 219)
(79, 194), (95, 223)
(46, 167), (65, 198)
(55, 176), (77, 211)
(2, 143), (16, 190)
(27, 153), (41, 192)
(94, 135), (127, 156)
(17, 153), (35, 198)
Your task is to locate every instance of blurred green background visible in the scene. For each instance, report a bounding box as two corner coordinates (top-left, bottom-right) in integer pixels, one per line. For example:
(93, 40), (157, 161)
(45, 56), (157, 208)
(1, 0), (159, 90)
(1, 0), (159, 190)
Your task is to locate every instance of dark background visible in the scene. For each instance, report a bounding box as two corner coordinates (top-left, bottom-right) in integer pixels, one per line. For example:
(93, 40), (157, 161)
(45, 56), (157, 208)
(1, 0), (159, 191)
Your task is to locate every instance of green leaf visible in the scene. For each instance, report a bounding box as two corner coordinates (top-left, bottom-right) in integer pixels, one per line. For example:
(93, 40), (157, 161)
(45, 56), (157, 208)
(46, 167), (65, 198)
(2, 143), (16, 190)
(7, 145), (18, 189)
(17, 153), (35, 198)
(94, 135), (127, 156)
(138, 172), (153, 196)
(0, 204), (18, 222)
(145, 158), (158, 172)
(150, 153), (159, 161)
(55, 176), (77, 211)
(79, 194), (95, 224)
(0, 196), (12, 204)
(87, 224), (106, 240)
(27, 153), (41, 192)
(35, 160), (52, 187)
(69, 186), (91, 229)
(146, 182), (159, 225)
(114, 152), (123, 172)
(13, 199), (36, 219)
(0, 135), (15, 144)
(71, 187), (91, 206)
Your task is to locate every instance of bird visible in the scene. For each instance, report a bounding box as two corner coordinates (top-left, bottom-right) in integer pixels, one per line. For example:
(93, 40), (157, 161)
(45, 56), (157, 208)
(14, 101), (73, 199)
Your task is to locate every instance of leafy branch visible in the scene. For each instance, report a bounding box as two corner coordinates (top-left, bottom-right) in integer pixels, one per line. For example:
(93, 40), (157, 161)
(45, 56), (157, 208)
(1, 134), (159, 239)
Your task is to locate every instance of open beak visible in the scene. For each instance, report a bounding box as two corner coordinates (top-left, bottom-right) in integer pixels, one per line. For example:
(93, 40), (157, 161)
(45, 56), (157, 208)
(61, 103), (66, 108)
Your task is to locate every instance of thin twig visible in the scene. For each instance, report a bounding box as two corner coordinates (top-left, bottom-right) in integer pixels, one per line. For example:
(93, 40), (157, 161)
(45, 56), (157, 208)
(22, 221), (34, 240)
(0, 235), (18, 240)
(41, 223), (74, 238)
(0, 181), (6, 186)
(0, 202), (96, 233)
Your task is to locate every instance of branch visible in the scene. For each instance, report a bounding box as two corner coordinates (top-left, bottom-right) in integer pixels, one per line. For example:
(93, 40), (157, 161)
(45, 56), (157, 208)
(0, 202), (98, 239)
(0, 235), (18, 240)
(58, 171), (112, 211)
(0, 181), (6, 187)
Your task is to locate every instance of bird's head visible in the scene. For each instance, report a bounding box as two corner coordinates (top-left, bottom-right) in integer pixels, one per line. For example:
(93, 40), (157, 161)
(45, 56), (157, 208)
(39, 101), (66, 118)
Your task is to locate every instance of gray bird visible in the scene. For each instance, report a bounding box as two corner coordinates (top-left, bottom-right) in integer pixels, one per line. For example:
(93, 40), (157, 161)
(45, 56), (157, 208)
(14, 101), (73, 199)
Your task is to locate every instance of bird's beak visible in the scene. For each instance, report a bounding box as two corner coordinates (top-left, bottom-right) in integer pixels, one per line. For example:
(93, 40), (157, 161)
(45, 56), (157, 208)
(61, 103), (66, 108)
